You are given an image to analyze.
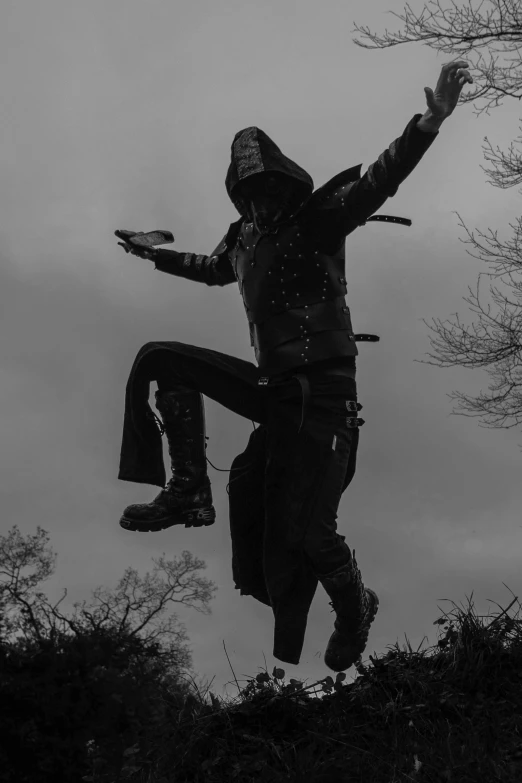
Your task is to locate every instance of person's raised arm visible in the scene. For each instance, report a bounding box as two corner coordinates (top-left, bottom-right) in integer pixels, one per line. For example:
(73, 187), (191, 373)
(314, 61), (473, 237)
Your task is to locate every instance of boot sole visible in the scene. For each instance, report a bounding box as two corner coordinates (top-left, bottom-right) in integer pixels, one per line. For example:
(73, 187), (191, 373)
(119, 505), (216, 533)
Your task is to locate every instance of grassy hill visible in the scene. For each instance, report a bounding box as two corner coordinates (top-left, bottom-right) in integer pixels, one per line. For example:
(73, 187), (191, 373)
(80, 588), (522, 783)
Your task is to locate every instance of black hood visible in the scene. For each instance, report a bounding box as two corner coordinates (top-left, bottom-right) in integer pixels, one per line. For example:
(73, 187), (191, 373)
(225, 126), (314, 219)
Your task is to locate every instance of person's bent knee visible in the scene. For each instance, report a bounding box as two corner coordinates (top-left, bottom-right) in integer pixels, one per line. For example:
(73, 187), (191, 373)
(132, 343), (168, 382)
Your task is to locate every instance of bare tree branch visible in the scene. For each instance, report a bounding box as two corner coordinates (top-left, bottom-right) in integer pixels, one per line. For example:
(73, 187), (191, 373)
(352, 1), (522, 448)
(351, 0), (522, 116)
(0, 525), (216, 681)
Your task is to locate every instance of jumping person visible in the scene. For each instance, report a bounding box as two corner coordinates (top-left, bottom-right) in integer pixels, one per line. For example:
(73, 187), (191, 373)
(116, 62), (473, 671)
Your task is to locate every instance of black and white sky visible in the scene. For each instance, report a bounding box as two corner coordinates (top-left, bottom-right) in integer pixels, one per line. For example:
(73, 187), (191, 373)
(2, 0), (522, 701)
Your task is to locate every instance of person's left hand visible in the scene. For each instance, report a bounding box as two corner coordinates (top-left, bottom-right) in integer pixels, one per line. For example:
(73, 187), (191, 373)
(424, 60), (474, 119)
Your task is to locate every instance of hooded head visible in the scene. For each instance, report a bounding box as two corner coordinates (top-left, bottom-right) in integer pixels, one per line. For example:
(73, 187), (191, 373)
(225, 127), (314, 232)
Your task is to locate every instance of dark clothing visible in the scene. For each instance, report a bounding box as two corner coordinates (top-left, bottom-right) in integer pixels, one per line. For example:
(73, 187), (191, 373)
(152, 114), (437, 372)
(119, 341), (359, 665)
(118, 114), (439, 664)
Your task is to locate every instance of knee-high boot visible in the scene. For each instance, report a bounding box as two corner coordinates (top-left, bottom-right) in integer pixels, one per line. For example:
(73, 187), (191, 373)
(119, 386), (216, 533)
(318, 550), (379, 672)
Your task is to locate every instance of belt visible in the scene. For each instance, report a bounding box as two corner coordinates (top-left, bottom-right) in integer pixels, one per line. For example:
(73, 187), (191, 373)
(258, 373), (365, 435)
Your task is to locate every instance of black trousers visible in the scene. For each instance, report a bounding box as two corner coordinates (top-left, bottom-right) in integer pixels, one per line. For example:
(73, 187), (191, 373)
(120, 340), (359, 574)
(118, 341), (361, 663)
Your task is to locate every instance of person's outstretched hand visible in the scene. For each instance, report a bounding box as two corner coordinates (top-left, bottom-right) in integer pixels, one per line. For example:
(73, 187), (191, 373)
(424, 60), (473, 119)
(115, 230), (158, 260)
(117, 241), (157, 260)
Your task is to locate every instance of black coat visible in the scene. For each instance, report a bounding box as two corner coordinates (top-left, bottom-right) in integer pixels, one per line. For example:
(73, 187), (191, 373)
(120, 114), (439, 665)
(152, 114), (437, 373)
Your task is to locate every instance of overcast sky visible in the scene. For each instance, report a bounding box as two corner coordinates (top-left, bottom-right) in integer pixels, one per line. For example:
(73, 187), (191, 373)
(2, 0), (522, 703)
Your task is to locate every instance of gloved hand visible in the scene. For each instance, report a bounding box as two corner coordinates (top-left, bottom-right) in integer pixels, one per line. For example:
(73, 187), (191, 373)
(117, 241), (158, 261)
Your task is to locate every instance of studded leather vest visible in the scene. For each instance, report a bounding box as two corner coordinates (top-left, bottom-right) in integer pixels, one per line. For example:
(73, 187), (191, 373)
(228, 217), (356, 373)
(154, 116), (436, 376)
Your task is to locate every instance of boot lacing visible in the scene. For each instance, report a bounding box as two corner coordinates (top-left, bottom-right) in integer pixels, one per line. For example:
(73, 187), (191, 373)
(148, 400), (259, 496)
(151, 410), (165, 435)
(326, 550), (368, 619)
(150, 409), (209, 447)
(150, 403), (210, 492)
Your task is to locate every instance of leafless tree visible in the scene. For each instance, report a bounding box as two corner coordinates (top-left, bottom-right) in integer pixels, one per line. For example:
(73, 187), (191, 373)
(0, 524), (217, 688)
(352, 1), (522, 446)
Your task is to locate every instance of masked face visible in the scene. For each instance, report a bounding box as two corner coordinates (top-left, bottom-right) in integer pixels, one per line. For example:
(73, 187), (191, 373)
(238, 172), (296, 229)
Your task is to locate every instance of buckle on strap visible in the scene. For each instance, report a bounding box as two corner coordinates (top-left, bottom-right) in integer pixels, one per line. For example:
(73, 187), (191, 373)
(346, 417), (365, 428)
(258, 378), (365, 433)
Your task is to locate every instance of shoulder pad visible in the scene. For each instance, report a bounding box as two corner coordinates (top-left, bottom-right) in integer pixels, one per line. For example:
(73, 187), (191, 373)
(309, 164), (363, 207)
(209, 218), (243, 258)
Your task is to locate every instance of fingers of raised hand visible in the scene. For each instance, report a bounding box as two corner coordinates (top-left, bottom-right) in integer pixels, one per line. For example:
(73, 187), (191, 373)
(444, 60), (473, 85)
(444, 60), (469, 73)
(455, 69), (473, 86)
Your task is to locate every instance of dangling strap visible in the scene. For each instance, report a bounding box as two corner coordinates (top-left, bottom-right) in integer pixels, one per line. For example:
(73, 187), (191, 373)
(258, 373), (366, 435)
(291, 373), (311, 436)
(258, 373), (311, 436)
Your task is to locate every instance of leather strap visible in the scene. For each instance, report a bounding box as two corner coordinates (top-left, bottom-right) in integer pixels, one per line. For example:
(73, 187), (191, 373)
(354, 333), (380, 342)
(258, 374), (365, 435)
(365, 214), (412, 227)
(291, 373), (312, 435)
